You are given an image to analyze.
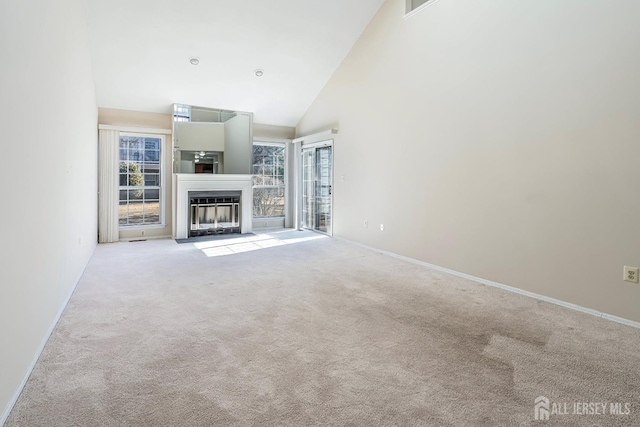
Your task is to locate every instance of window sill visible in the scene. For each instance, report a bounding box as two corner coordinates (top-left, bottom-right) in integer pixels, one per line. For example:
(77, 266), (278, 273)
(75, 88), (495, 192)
(119, 223), (167, 230)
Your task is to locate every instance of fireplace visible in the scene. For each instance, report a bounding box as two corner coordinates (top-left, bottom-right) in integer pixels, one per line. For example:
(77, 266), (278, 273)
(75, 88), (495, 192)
(173, 173), (253, 239)
(189, 191), (241, 236)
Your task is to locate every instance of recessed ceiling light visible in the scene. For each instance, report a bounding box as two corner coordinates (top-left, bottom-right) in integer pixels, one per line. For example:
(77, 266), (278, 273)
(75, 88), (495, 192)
(199, 151), (205, 156)
(254, 69), (264, 77)
(190, 57), (200, 66)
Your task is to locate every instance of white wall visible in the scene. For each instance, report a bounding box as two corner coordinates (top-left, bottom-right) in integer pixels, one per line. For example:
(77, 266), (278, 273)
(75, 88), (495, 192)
(297, 0), (640, 322)
(253, 123), (295, 140)
(0, 0), (98, 422)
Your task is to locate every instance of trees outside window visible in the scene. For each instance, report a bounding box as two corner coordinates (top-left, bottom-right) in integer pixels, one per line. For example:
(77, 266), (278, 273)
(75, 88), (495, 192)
(252, 144), (285, 218)
(119, 134), (162, 225)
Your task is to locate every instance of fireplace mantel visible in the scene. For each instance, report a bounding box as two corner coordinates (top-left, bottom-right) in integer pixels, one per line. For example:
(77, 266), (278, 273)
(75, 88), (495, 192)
(173, 173), (253, 239)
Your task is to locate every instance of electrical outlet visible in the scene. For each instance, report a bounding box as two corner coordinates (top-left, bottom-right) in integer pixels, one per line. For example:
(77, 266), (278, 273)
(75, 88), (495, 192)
(364, 220), (368, 228)
(623, 266), (639, 283)
(380, 224), (384, 231)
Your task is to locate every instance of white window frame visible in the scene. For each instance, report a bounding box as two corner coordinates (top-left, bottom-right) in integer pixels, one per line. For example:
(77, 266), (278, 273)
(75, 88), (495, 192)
(252, 140), (287, 219)
(118, 132), (166, 228)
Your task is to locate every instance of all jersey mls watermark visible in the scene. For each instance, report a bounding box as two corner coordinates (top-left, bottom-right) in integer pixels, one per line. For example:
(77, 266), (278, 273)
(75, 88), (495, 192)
(534, 396), (632, 421)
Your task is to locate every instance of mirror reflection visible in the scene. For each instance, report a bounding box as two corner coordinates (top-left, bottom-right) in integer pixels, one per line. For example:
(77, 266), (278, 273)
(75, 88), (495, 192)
(173, 104), (253, 175)
(177, 150), (222, 174)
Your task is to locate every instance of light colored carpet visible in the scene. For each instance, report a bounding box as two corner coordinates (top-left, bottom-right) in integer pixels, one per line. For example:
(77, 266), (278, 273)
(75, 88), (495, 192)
(6, 230), (640, 426)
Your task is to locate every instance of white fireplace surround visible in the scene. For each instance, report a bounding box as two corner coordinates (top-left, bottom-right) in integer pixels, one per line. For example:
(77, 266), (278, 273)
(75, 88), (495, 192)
(173, 173), (253, 239)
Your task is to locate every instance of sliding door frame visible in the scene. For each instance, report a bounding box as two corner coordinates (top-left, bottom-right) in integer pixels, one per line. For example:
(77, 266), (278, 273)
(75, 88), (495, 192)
(297, 139), (334, 236)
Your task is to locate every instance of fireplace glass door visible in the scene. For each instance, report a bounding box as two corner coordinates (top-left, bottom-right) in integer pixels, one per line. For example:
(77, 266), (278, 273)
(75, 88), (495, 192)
(189, 193), (241, 236)
(302, 144), (332, 234)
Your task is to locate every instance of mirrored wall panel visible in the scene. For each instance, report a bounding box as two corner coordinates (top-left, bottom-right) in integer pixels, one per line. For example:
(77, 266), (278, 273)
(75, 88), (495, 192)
(173, 104), (253, 174)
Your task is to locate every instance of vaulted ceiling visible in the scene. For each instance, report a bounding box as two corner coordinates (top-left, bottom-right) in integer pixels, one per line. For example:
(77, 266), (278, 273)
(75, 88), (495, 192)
(87, 0), (385, 127)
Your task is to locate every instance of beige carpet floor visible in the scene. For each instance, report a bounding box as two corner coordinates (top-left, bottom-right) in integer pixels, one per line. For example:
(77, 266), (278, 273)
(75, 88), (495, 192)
(6, 230), (640, 426)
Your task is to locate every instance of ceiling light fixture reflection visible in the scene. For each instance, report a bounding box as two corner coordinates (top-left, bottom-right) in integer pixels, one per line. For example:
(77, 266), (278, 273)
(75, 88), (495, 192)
(199, 151), (205, 156)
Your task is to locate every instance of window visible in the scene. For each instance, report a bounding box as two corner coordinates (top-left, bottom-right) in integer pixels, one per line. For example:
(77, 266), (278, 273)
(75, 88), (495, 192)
(252, 143), (285, 217)
(119, 134), (163, 226)
(173, 104), (191, 122)
(406, 0), (437, 15)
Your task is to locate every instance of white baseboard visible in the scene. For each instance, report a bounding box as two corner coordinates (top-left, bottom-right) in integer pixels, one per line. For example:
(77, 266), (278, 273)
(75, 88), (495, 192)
(336, 237), (640, 330)
(119, 234), (172, 242)
(0, 246), (96, 426)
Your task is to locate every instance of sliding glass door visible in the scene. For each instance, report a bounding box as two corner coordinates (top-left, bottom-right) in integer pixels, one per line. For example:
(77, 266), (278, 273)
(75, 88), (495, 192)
(301, 144), (333, 234)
